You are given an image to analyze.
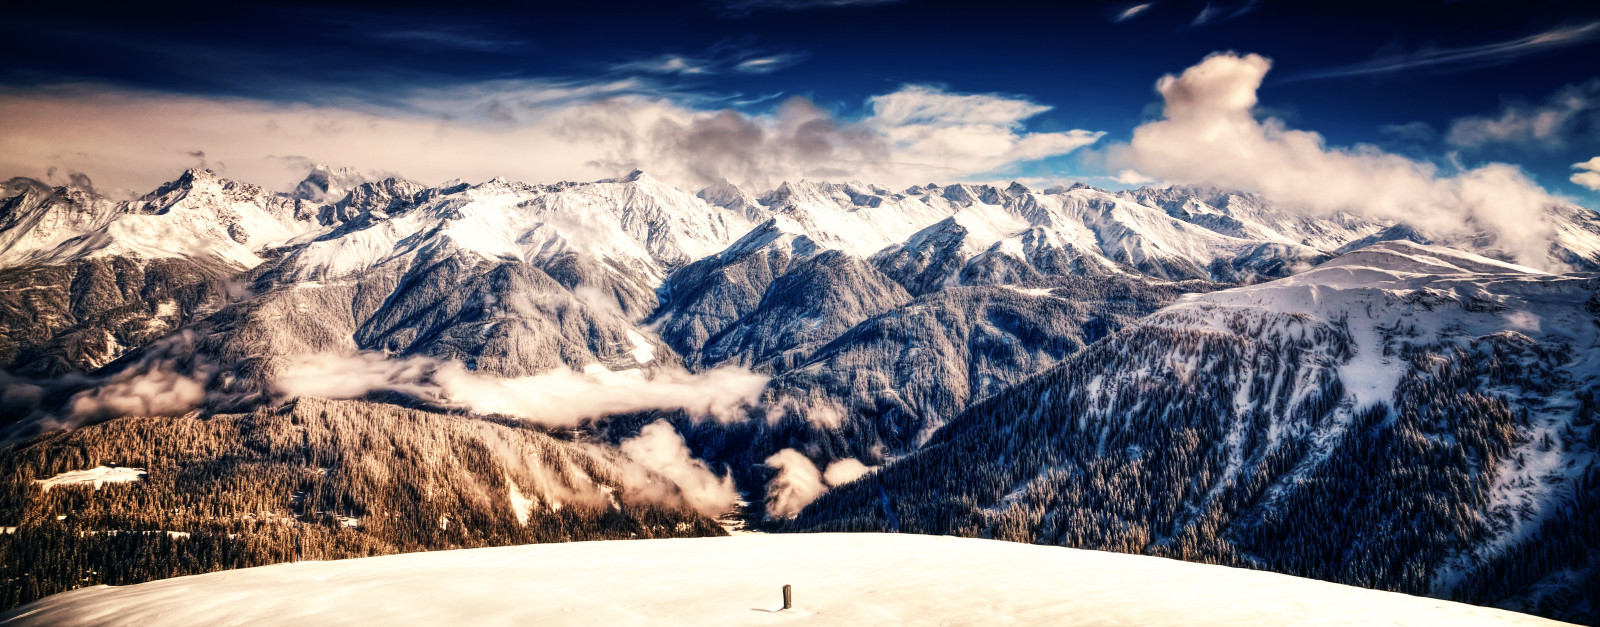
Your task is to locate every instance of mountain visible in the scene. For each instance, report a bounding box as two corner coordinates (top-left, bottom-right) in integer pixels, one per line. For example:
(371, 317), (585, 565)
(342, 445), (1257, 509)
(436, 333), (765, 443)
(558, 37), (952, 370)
(0, 170), (344, 376)
(4, 166), (1600, 622)
(786, 241), (1600, 624)
(1, 533), (1566, 627)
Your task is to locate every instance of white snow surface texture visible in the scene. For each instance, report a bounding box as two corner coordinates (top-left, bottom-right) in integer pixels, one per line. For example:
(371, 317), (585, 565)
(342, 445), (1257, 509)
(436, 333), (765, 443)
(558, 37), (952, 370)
(1, 533), (1569, 626)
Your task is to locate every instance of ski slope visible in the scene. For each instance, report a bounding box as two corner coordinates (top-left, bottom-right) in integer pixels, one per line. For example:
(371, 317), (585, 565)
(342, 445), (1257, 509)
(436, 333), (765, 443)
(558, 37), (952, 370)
(1, 533), (1568, 626)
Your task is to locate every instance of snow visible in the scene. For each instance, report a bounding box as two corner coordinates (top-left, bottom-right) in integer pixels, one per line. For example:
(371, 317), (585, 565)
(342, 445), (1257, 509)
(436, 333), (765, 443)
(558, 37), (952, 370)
(626, 330), (656, 364)
(3, 533), (1562, 626)
(35, 466), (147, 492)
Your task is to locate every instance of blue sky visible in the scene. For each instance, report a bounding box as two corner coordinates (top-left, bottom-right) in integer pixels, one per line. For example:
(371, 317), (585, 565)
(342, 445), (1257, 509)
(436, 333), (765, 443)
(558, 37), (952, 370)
(2, 0), (1598, 204)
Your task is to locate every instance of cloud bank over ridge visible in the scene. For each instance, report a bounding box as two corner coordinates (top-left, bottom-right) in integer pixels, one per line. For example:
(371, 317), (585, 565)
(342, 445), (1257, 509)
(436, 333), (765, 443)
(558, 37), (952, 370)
(0, 81), (1100, 197)
(1110, 52), (1565, 268)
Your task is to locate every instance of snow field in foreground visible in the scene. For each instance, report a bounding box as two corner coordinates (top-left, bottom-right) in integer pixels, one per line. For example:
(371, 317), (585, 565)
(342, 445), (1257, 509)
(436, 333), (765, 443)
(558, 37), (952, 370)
(1, 533), (1571, 626)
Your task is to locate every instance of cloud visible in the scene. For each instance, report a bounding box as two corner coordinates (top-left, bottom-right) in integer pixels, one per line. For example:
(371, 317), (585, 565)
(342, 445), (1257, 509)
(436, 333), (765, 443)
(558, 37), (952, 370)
(1109, 52), (1563, 268)
(612, 55), (717, 76)
(367, 28), (529, 53)
(718, 0), (903, 15)
(1378, 121), (1437, 143)
(1112, 169), (1155, 185)
(275, 352), (769, 426)
(763, 448), (827, 519)
(1447, 80), (1599, 149)
(1190, 1), (1255, 27)
(0, 81), (1096, 195)
(571, 84), (1101, 190)
(760, 449), (875, 518)
(1574, 157), (1600, 192)
(611, 46), (807, 77)
(733, 53), (808, 74)
(1111, 3), (1155, 23)
(822, 458), (872, 486)
(620, 420), (740, 517)
(1290, 21), (1600, 81)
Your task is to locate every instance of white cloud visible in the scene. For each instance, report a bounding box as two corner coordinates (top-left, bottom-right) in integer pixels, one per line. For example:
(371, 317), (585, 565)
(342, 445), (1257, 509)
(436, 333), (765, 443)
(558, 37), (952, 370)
(0, 81), (1098, 196)
(1112, 169), (1155, 185)
(1291, 21), (1600, 81)
(1573, 157), (1600, 191)
(733, 53), (807, 74)
(1109, 52), (1563, 268)
(620, 420), (740, 517)
(1447, 80), (1599, 149)
(763, 448), (827, 519)
(1111, 3), (1155, 23)
(822, 458), (872, 486)
(612, 55), (715, 76)
(275, 352), (769, 426)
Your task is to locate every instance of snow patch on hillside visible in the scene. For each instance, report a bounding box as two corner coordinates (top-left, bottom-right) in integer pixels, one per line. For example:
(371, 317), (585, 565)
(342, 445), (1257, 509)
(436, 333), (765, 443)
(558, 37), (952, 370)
(35, 466), (146, 492)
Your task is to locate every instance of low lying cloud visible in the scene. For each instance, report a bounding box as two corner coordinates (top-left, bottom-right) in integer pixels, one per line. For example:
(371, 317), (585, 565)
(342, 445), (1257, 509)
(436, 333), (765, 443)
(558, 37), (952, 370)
(620, 420), (740, 517)
(0, 80), (1098, 197)
(1109, 52), (1562, 268)
(763, 448), (827, 519)
(762, 449), (874, 519)
(276, 352), (768, 426)
(0, 331), (223, 438)
(1574, 157), (1600, 192)
(822, 457), (872, 486)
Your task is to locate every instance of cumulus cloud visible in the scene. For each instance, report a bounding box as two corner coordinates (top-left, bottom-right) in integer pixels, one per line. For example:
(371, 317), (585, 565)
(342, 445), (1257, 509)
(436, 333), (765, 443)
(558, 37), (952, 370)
(275, 352), (769, 426)
(1291, 21), (1600, 81)
(763, 448), (827, 519)
(1109, 52), (1563, 268)
(1574, 157), (1600, 192)
(620, 420), (740, 517)
(1447, 80), (1599, 149)
(0, 81), (1097, 196)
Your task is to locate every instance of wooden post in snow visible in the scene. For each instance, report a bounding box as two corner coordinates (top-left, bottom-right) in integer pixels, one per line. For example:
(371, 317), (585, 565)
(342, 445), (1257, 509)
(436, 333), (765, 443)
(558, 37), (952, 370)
(782, 584), (792, 610)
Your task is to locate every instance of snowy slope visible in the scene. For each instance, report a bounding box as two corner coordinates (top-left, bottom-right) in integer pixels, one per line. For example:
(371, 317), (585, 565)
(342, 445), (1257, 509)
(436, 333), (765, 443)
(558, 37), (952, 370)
(2, 533), (1567, 626)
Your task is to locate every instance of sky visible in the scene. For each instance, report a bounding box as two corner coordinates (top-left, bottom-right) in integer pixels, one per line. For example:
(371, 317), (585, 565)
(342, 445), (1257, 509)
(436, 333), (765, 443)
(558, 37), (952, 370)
(2, 0), (1599, 206)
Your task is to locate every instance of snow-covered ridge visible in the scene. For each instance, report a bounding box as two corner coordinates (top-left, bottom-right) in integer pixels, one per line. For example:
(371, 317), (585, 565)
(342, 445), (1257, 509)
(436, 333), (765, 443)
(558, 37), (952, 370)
(1, 534), (1566, 626)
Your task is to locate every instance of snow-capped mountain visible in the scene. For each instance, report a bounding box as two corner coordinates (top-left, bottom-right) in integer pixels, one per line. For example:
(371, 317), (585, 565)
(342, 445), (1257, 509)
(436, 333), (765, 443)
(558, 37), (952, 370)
(4, 165), (1600, 623)
(787, 241), (1600, 623)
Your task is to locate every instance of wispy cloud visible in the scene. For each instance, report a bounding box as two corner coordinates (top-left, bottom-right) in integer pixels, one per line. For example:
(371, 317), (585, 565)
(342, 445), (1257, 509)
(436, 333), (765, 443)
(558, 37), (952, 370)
(1111, 3), (1156, 23)
(613, 54), (718, 76)
(1190, 0), (1255, 27)
(366, 28), (530, 53)
(718, 0), (904, 16)
(1288, 21), (1600, 81)
(733, 53), (808, 74)
(610, 45), (807, 77)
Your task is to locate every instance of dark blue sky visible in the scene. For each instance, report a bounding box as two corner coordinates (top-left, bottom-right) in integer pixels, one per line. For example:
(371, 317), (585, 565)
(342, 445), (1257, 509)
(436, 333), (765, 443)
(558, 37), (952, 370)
(3, 0), (1599, 200)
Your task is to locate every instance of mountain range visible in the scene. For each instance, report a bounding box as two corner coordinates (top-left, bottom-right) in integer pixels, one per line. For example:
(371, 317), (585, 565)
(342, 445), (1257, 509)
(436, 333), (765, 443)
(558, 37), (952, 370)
(1, 166), (1598, 622)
